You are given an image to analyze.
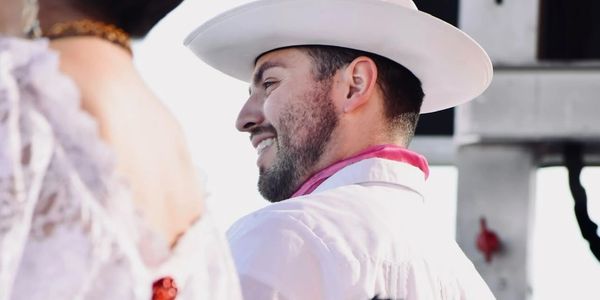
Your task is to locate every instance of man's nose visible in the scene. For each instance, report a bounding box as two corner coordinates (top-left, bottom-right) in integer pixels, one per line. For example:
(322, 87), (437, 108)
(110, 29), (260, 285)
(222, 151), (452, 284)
(235, 95), (264, 132)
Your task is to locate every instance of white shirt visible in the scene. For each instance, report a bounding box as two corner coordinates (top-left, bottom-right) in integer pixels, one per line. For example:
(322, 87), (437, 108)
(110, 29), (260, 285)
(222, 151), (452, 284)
(228, 158), (495, 300)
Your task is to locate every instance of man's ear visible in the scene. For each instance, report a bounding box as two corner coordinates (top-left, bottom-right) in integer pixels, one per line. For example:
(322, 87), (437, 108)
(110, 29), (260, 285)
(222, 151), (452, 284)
(342, 56), (378, 113)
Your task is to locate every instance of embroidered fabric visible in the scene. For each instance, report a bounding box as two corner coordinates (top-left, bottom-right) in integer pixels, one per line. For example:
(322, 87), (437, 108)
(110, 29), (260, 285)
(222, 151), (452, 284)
(0, 37), (241, 300)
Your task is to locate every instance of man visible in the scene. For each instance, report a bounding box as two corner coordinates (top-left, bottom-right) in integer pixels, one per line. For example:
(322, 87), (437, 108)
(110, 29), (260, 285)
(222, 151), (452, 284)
(186, 0), (495, 299)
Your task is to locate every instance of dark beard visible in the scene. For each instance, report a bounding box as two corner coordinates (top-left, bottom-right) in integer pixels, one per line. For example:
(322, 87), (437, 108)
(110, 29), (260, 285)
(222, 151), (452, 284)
(258, 82), (338, 202)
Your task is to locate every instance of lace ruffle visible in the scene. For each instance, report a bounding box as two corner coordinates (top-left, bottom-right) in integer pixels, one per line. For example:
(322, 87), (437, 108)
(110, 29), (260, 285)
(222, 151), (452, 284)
(0, 37), (168, 299)
(0, 37), (240, 300)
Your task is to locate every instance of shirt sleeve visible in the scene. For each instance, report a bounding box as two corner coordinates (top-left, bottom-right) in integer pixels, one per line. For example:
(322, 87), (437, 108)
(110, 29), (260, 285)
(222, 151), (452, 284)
(227, 212), (345, 300)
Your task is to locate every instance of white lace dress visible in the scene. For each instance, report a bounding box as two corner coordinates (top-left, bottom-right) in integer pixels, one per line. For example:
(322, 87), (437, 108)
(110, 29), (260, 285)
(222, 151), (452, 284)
(0, 37), (241, 300)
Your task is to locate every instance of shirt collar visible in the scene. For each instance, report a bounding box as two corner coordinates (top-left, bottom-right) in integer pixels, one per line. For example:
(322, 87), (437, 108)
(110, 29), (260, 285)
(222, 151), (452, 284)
(291, 144), (429, 198)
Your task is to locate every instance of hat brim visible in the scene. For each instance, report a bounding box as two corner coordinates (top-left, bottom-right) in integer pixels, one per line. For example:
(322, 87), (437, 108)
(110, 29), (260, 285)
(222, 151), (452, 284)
(185, 0), (492, 114)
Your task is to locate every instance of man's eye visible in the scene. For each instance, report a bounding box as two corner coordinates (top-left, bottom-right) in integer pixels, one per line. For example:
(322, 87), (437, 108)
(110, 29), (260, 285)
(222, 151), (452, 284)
(263, 81), (277, 89)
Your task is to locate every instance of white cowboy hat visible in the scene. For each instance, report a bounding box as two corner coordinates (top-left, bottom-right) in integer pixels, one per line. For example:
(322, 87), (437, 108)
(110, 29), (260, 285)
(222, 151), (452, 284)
(184, 0), (492, 113)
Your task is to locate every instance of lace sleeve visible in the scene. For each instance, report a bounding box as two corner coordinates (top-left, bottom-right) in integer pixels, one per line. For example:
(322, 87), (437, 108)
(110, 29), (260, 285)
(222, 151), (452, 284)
(0, 37), (155, 300)
(0, 38), (242, 300)
(0, 40), (55, 300)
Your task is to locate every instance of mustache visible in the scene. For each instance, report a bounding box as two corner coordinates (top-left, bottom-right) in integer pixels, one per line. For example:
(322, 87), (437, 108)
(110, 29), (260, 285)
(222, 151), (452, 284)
(249, 125), (277, 141)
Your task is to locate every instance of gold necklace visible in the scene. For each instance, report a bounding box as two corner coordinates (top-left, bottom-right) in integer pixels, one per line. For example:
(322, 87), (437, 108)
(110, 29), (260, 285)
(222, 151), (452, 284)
(43, 19), (132, 55)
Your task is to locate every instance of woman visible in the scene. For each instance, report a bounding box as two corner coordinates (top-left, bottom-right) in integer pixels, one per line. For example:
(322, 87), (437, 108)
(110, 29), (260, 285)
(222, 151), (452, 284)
(0, 0), (240, 299)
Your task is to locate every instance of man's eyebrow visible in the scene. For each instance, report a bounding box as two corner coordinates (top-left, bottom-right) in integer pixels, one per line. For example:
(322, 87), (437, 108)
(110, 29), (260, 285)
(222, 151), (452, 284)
(252, 61), (285, 88)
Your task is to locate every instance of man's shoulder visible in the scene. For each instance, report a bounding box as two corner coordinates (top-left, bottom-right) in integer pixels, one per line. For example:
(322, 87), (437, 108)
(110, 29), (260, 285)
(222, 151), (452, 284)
(226, 185), (410, 259)
(227, 182), (425, 245)
(227, 186), (370, 235)
(226, 190), (371, 258)
(226, 195), (328, 241)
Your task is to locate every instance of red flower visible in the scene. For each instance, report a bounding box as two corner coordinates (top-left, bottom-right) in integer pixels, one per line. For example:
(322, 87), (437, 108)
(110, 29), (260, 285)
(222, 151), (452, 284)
(152, 277), (178, 300)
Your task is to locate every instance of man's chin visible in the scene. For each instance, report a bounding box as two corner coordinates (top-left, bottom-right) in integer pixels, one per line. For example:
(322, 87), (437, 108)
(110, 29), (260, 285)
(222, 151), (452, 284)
(258, 168), (298, 203)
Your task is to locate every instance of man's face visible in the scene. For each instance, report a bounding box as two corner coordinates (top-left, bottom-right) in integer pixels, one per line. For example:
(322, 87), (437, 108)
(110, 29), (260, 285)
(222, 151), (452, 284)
(236, 48), (339, 202)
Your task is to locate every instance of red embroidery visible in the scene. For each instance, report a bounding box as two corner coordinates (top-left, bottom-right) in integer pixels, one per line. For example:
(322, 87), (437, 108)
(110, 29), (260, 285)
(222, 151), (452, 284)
(152, 277), (178, 300)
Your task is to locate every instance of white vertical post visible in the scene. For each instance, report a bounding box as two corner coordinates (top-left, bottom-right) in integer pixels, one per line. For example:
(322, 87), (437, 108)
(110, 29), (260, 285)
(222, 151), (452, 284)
(456, 145), (536, 300)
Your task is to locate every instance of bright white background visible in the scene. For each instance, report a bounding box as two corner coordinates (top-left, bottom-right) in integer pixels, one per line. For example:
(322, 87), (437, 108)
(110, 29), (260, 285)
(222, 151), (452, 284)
(133, 1), (600, 298)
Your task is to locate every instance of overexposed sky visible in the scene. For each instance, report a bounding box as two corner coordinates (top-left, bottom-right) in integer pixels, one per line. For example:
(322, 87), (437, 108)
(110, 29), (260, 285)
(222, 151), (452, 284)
(133, 0), (600, 298)
(134, 0), (265, 230)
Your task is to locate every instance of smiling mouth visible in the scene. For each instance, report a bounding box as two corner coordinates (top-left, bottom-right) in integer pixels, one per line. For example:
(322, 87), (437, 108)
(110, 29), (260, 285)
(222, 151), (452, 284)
(256, 138), (275, 155)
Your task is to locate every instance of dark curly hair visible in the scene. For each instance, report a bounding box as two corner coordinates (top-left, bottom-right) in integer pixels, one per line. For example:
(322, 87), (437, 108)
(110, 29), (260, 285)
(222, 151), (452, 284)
(69, 0), (183, 37)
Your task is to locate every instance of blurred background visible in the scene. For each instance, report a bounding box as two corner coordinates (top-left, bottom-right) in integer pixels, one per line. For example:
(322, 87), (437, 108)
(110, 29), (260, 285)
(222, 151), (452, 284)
(132, 0), (600, 299)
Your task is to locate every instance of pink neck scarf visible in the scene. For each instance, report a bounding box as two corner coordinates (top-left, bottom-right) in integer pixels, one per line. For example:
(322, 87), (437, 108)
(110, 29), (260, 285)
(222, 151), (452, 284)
(291, 144), (429, 198)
